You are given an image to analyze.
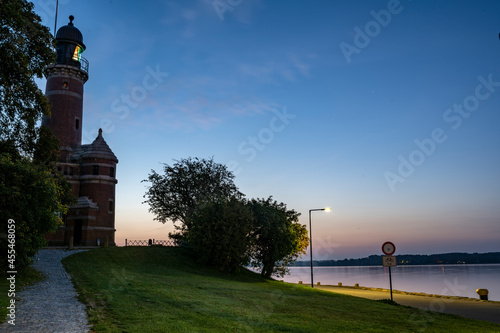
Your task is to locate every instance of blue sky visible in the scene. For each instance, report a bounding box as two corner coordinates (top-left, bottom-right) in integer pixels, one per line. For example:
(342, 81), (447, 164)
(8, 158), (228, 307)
(33, 0), (500, 259)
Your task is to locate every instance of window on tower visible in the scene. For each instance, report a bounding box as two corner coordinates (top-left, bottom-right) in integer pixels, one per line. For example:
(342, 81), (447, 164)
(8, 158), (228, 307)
(109, 167), (115, 178)
(93, 165), (99, 175)
(108, 200), (114, 213)
(75, 118), (80, 130)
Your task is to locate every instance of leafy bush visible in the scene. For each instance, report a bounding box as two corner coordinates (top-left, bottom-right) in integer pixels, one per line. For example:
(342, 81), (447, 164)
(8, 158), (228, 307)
(0, 153), (69, 271)
(249, 197), (309, 278)
(187, 197), (253, 272)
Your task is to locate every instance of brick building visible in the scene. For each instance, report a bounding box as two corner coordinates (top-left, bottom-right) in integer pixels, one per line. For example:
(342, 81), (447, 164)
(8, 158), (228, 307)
(43, 16), (118, 246)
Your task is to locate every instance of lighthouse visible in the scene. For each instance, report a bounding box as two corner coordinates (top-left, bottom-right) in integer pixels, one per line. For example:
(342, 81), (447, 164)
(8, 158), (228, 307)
(42, 15), (88, 161)
(43, 16), (118, 247)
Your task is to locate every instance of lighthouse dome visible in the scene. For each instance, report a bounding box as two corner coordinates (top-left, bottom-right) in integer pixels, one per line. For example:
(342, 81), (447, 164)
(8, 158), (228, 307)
(56, 15), (85, 50)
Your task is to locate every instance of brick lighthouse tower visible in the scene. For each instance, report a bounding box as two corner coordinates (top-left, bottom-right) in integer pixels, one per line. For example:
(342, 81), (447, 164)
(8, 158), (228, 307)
(43, 16), (118, 247)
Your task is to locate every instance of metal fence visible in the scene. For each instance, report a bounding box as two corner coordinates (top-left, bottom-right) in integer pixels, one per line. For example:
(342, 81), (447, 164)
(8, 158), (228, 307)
(125, 239), (177, 247)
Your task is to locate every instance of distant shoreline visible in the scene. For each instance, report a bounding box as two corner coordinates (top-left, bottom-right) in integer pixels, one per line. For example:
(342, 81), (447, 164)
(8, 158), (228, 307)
(293, 252), (500, 267)
(292, 262), (500, 267)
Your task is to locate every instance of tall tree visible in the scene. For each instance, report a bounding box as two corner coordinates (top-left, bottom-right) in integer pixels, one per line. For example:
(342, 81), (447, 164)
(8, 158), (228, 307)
(0, 0), (55, 156)
(0, 0), (74, 271)
(249, 197), (309, 278)
(143, 157), (243, 240)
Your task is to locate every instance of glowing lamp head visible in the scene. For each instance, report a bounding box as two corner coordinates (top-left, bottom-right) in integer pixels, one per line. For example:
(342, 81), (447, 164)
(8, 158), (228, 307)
(324, 207), (332, 212)
(54, 16), (86, 69)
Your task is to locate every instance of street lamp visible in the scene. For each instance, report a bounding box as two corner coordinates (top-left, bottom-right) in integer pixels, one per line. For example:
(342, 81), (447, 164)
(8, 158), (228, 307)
(309, 207), (331, 288)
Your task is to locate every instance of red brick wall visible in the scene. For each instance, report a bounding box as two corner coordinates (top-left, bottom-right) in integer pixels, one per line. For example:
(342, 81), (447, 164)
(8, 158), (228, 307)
(43, 65), (86, 157)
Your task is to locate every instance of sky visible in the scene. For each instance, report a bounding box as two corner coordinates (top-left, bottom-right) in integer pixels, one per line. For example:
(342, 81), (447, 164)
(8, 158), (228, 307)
(32, 0), (500, 259)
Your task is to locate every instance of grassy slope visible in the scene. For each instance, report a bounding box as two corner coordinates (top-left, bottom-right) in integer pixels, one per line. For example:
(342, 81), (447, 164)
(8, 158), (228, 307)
(61, 247), (500, 332)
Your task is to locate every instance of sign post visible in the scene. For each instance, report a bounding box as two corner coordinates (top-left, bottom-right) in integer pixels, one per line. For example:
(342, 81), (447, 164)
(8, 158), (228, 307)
(382, 242), (396, 302)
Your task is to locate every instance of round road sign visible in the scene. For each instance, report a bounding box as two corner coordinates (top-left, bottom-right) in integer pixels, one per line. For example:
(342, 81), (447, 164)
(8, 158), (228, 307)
(382, 241), (396, 255)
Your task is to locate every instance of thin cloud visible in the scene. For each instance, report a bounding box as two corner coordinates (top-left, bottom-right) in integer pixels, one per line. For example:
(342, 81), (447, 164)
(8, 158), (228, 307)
(182, 8), (198, 21)
(238, 54), (311, 84)
(134, 95), (278, 132)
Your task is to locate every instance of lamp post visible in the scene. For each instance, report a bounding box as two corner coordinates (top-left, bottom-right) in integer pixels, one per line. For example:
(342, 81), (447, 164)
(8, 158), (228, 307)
(309, 207), (331, 288)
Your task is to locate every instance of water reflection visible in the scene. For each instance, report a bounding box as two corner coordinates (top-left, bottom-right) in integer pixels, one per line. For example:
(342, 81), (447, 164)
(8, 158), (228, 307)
(282, 264), (500, 301)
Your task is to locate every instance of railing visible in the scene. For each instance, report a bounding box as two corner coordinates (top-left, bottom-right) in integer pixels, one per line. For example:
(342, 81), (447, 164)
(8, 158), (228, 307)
(54, 56), (89, 73)
(125, 239), (178, 247)
(80, 57), (89, 73)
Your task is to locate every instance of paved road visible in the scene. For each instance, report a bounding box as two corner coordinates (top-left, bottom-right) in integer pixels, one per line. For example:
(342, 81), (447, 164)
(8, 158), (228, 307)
(0, 249), (90, 333)
(316, 285), (500, 325)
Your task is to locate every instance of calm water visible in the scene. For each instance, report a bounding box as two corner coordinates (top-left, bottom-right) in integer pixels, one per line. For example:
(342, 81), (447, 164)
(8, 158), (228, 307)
(282, 264), (500, 301)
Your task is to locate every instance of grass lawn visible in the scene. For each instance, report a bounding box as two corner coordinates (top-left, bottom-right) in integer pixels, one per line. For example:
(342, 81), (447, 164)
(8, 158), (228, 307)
(61, 246), (500, 332)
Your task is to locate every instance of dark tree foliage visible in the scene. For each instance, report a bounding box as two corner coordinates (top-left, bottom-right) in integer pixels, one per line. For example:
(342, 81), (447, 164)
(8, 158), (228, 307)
(188, 197), (254, 272)
(144, 158), (309, 276)
(0, 144), (71, 271)
(0, 0), (74, 271)
(33, 125), (60, 168)
(143, 157), (243, 240)
(0, 0), (55, 156)
(249, 197), (309, 278)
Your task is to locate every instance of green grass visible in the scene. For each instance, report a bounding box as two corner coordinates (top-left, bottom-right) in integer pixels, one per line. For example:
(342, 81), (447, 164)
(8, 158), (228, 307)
(61, 247), (500, 332)
(0, 266), (46, 322)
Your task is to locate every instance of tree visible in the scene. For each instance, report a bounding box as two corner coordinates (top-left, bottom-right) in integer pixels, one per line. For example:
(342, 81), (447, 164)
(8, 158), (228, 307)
(143, 158), (309, 276)
(143, 157), (243, 240)
(0, 0), (74, 271)
(249, 197), (309, 278)
(1, 0), (55, 156)
(0, 146), (70, 270)
(187, 197), (254, 272)
(33, 125), (60, 168)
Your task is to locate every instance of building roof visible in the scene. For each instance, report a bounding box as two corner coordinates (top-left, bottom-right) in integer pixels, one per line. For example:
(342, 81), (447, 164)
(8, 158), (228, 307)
(72, 129), (118, 162)
(56, 15), (86, 50)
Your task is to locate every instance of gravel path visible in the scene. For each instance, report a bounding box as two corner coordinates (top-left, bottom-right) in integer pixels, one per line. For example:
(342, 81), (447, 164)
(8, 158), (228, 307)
(1, 249), (91, 333)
